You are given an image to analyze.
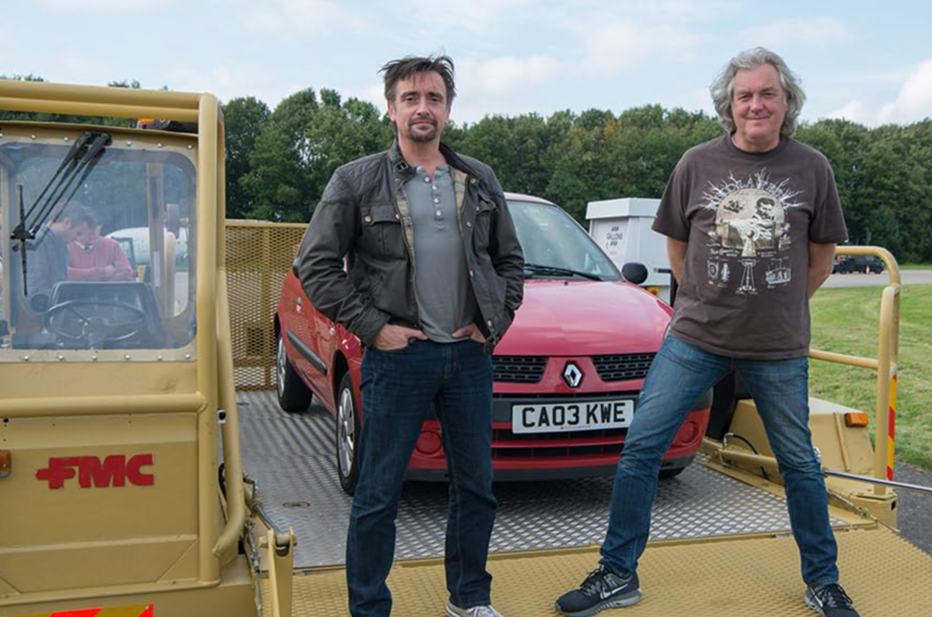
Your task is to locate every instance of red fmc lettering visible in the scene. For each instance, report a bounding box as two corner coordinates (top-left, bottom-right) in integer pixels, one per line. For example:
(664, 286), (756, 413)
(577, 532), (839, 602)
(36, 454), (155, 489)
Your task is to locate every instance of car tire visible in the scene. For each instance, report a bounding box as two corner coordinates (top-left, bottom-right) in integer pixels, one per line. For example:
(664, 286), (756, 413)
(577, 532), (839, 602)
(659, 467), (686, 480)
(336, 372), (361, 496)
(276, 331), (312, 413)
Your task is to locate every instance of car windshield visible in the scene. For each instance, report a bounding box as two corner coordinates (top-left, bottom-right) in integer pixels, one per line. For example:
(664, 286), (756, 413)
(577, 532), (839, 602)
(508, 199), (621, 282)
(0, 126), (197, 361)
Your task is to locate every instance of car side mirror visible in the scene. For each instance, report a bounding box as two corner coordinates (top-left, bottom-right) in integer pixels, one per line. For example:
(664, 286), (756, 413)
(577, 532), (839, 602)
(622, 262), (648, 285)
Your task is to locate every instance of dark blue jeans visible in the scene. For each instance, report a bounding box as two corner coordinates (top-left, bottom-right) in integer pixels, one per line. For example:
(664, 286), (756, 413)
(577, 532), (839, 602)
(600, 336), (839, 586)
(347, 339), (497, 617)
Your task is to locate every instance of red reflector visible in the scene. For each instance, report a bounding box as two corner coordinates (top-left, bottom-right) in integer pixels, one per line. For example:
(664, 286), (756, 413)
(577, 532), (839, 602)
(0, 450), (10, 478)
(415, 430), (443, 456)
(845, 412), (869, 427)
(647, 286), (659, 296)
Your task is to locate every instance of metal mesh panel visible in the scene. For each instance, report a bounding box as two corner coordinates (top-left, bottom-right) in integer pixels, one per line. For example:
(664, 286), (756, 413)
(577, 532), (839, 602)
(225, 221), (306, 390)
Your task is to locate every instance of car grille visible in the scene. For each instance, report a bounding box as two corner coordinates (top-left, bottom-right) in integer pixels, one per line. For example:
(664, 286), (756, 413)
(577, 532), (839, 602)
(491, 427), (626, 459)
(492, 356), (547, 383)
(592, 353), (655, 382)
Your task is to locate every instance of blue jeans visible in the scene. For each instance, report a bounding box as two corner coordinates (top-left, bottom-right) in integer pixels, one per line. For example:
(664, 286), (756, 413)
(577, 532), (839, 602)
(347, 339), (497, 617)
(600, 336), (839, 586)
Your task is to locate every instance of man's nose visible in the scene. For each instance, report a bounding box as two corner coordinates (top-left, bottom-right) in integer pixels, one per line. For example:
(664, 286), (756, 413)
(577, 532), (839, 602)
(415, 99), (432, 116)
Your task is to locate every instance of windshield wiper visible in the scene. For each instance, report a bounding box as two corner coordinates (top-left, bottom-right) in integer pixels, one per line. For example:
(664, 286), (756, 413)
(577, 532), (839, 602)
(524, 262), (602, 281)
(10, 131), (110, 295)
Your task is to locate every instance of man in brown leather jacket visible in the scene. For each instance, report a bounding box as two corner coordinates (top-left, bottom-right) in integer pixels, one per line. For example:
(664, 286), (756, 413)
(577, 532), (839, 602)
(297, 55), (523, 617)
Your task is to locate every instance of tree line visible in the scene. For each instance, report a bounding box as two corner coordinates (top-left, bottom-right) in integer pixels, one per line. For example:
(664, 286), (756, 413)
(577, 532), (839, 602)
(3, 75), (929, 262)
(226, 89), (932, 263)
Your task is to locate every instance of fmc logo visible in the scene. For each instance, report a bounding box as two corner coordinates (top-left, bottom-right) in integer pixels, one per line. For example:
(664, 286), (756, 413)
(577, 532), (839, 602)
(36, 454), (155, 489)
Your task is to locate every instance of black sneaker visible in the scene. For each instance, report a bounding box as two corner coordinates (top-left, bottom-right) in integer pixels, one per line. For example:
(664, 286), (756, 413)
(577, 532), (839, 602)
(805, 583), (860, 617)
(555, 565), (642, 617)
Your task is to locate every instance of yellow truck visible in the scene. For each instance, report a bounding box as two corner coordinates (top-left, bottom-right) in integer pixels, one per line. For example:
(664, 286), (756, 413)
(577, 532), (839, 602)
(1, 81), (930, 617)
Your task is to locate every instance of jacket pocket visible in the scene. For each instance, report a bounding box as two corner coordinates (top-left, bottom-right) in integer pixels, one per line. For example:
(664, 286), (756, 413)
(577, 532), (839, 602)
(360, 203), (406, 260)
(471, 190), (498, 254)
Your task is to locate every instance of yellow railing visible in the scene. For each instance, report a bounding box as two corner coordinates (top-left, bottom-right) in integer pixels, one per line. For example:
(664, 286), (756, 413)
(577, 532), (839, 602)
(809, 246), (901, 495)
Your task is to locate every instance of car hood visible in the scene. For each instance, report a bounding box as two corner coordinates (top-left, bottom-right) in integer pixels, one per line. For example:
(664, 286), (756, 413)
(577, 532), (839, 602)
(495, 280), (672, 356)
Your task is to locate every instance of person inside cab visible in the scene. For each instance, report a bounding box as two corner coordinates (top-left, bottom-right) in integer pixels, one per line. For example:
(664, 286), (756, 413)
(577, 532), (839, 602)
(67, 208), (135, 282)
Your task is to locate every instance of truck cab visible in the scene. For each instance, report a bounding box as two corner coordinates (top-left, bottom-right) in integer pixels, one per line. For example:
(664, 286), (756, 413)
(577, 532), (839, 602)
(0, 81), (275, 617)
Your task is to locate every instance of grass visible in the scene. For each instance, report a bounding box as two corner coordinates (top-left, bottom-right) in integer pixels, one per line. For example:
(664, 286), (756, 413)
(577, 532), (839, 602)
(809, 285), (932, 470)
(900, 263), (932, 270)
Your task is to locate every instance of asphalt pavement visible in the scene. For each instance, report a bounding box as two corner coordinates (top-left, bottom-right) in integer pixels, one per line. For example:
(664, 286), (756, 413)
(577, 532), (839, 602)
(822, 269), (932, 288)
(893, 462), (932, 555)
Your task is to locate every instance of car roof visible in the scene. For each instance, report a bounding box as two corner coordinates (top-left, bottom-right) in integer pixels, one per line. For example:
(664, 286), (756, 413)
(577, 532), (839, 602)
(504, 192), (557, 206)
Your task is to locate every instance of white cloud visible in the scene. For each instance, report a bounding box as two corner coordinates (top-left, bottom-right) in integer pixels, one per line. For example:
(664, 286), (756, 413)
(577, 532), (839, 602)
(583, 23), (700, 75)
(740, 17), (851, 49)
(165, 65), (298, 108)
(827, 57), (932, 125)
(42, 0), (172, 11)
(826, 100), (870, 124)
(400, 0), (534, 32)
(60, 51), (92, 73)
(880, 57), (932, 123)
(445, 55), (562, 123)
(240, 0), (364, 37)
(459, 56), (562, 96)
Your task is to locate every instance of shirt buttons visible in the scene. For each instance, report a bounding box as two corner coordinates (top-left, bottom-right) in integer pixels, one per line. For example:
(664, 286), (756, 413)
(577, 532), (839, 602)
(433, 197), (440, 204)
(364, 215), (372, 223)
(436, 210), (442, 217)
(395, 213), (401, 220)
(487, 319), (493, 327)
(466, 221), (472, 228)
(423, 176), (430, 183)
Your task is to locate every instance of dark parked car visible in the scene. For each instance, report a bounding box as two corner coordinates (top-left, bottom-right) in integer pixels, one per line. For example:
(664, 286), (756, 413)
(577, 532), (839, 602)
(833, 255), (885, 274)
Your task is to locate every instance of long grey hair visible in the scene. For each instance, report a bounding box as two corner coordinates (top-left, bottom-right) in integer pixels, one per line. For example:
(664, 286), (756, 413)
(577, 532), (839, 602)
(710, 47), (806, 138)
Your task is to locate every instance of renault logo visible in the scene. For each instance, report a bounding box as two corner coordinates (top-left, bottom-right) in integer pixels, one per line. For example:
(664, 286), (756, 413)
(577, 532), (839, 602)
(562, 362), (583, 388)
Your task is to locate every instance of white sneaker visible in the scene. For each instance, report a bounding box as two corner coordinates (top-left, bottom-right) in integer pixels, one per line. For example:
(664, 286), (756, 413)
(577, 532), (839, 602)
(445, 602), (504, 617)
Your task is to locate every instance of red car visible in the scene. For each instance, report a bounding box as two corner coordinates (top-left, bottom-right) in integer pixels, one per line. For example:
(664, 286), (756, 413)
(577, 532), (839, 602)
(275, 193), (710, 494)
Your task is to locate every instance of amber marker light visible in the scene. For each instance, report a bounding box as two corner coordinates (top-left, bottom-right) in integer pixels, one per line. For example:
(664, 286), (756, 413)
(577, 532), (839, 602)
(845, 412), (870, 428)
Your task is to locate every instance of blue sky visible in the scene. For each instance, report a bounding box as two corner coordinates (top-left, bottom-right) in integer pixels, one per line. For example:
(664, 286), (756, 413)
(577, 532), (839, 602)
(3, 1), (930, 127)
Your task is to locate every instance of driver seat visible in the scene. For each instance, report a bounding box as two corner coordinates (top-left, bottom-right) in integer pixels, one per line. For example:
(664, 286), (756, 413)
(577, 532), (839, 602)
(47, 281), (166, 349)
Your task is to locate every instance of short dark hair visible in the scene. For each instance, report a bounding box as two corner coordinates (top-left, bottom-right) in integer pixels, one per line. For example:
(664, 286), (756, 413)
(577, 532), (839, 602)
(59, 201), (96, 228)
(381, 55), (456, 104)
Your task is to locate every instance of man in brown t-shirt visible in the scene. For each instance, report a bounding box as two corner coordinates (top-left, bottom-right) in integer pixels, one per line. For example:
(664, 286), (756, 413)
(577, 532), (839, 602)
(556, 48), (859, 617)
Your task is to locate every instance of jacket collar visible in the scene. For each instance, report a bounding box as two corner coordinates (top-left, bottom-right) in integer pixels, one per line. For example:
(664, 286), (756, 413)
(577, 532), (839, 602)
(388, 139), (477, 180)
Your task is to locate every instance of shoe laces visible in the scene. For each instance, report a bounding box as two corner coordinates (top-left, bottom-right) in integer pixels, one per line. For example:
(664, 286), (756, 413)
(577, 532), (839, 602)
(814, 584), (853, 608)
(580, 566), (616, 595)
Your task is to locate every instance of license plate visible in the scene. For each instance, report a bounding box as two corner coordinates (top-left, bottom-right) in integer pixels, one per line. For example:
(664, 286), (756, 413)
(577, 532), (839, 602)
(511, 399), (635, 434)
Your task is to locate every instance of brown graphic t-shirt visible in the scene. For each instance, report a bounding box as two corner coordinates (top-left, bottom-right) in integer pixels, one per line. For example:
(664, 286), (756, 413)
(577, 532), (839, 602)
(653, 136), (848, 359)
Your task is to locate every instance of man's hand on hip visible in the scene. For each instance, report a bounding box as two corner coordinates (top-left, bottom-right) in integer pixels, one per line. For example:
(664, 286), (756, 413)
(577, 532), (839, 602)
(373, 324), (428, 351)
(452, 324), (487, 344)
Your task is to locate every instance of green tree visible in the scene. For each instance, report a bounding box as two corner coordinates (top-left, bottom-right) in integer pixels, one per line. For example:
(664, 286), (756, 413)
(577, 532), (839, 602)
(223, 97), (270, 219)
(240, 88), (392, 222)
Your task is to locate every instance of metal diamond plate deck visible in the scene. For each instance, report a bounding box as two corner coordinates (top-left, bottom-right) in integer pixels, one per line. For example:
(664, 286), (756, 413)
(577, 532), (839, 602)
(235, 390), (851, 569)
(268, 526), (932, 617)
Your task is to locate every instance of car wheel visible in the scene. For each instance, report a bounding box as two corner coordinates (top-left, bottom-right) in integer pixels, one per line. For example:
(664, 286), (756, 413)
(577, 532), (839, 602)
(659, 467), (686, 480)
(336, 372), (361, 495)
(276, 331), (312, 412)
